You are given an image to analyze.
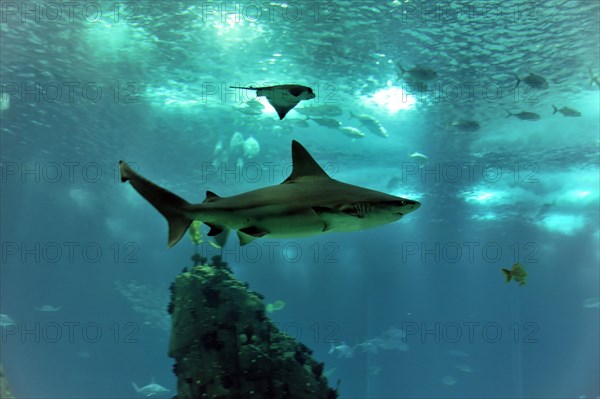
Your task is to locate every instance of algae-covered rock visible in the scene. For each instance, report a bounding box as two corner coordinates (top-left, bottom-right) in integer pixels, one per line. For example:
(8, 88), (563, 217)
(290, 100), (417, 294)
(168, 259), (337, 399)
(0, 363), (15, 399)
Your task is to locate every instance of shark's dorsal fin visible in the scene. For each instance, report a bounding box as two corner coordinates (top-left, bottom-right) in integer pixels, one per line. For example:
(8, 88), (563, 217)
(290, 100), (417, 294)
(282, 140), (331, 183)
(203, 191), (221, 203)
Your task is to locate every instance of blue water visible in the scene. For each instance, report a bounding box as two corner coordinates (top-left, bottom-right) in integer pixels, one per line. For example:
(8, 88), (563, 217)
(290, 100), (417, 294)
(1, 1), (599, 398)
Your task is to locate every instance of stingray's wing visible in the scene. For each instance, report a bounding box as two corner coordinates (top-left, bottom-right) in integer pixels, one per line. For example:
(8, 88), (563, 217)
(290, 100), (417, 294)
(268, 99), (300, 120)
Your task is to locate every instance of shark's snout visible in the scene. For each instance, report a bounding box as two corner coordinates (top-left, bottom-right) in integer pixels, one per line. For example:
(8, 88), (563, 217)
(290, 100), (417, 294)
(393, 199), (420, 216)
(408, 200), (420, 211)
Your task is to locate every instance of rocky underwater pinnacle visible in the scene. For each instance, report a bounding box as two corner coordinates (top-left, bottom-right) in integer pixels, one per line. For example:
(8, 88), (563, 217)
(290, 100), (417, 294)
(168, 256), (338, 399)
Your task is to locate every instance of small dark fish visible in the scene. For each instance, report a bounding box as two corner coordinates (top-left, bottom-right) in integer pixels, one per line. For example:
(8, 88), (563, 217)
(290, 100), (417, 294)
(233, 106), (263, 116)
(246, 99), (265, 110)
(506, 110), (540, 121)
(308, 117), (342, 129)
(295, 105), (343, 117)
(289, 118), (310, 128)
(448, 119), (480, 132)
(535, 200), (555, 219)
(552, 105), (581, 117)
(397, 63), (437, 82)
(513, 73), (548, 90)
(588, 68), (599, 87)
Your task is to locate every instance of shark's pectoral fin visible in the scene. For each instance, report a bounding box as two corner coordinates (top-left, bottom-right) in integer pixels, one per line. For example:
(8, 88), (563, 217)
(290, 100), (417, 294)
(312, 206), (339, 231)
(237, 231), (256, 246)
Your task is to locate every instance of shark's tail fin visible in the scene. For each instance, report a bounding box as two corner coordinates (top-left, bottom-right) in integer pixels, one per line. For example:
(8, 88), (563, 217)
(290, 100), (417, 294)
(505, 110), (513, 118)
(552, 105), (558, 114)
(132, 382), (140, 392)
(501, 269), (512, 283)
(119, 161), (193, 248)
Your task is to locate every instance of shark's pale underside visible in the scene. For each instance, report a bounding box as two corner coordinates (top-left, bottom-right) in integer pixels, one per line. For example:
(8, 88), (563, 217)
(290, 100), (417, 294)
(119, 141), (420, 247)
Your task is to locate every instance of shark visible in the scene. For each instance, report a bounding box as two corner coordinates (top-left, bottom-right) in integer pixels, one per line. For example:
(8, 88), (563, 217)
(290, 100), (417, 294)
(119, 140), (420, 247)
(230, 84), (315, 119)
(132, 378), (170, 397)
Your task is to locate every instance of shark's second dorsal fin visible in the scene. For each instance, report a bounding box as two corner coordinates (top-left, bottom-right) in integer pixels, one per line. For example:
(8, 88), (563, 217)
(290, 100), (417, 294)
(203, 191), (221, 203)
(282, 140), (330, 183)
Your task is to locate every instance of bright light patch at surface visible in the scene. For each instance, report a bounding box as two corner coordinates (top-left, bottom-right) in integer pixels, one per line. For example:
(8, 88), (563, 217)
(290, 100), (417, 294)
(473, 192), (494, 201)
(84, 21), (153, 60)
(554, 187), (599, 205)
(564, 189), (595, 203)
(460, 189), (507, 204)
(471, 213), (499, 221)
(537, 214), (586, 235)
(213, 14), (245, 33)
(200, 9), (266, 44)
(361, 85), (416, 113)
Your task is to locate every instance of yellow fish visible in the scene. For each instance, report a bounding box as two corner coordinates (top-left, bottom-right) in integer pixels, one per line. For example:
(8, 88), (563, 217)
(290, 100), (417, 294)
(502, 263), (527, 286)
